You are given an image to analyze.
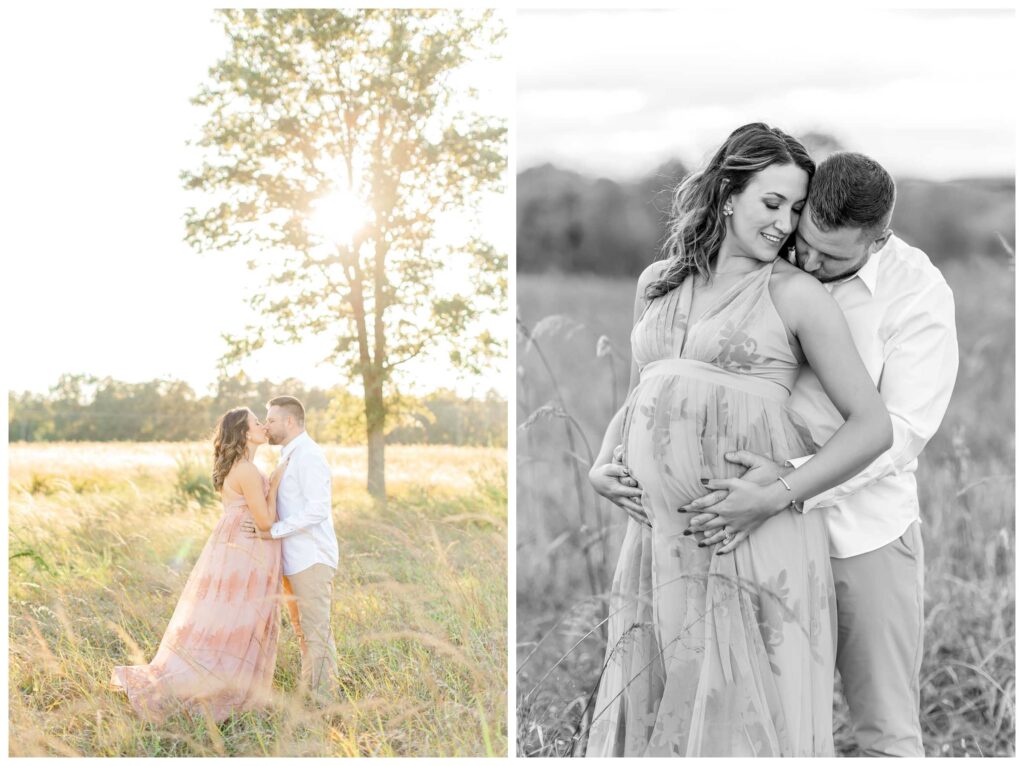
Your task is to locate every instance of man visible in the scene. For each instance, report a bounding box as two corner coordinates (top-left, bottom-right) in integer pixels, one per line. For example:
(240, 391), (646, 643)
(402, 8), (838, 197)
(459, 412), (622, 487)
(242, 395), (340, 703)
(683, 152), (959, 755)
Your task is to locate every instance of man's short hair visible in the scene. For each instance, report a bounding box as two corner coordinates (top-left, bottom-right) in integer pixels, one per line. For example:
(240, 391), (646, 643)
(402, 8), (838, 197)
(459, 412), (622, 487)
(267, 395), (305, 426)
(807, 152), (896, 239)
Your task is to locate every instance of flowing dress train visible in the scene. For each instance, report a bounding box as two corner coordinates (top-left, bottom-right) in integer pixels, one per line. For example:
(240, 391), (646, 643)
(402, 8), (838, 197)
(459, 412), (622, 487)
(111, 476), (282, 722)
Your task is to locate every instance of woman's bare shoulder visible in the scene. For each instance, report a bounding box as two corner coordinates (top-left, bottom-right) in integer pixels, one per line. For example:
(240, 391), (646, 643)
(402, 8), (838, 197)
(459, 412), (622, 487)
(227, 459), (262, 484)
(769, 257), (841, 332)
(637, 259), (669, 293)
(770, 257), (828, 300)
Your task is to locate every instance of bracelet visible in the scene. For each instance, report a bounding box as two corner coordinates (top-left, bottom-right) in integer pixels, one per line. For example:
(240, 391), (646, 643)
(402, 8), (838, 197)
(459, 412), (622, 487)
(775, 476), (802, 512)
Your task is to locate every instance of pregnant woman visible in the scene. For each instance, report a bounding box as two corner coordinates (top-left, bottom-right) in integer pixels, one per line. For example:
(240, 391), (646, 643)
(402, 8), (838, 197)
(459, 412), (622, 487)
(584, 123), (892, 756)
(112, 408), (287, 722)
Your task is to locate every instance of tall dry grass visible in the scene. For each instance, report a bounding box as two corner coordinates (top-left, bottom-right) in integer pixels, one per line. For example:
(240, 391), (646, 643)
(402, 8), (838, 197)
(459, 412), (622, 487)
(9, 443), (507, 757)
(516, 254), (1014, 756)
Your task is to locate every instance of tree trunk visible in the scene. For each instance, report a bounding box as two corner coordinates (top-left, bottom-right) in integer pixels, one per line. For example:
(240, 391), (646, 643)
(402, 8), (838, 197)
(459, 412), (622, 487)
(364, 374), (386, 499)
(366, 425), (385, 499)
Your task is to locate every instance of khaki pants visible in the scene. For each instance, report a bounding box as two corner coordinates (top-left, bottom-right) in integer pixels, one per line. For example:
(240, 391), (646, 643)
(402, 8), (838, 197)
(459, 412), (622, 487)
(284, 563), (339, 700)
(832, 522), (925, 757)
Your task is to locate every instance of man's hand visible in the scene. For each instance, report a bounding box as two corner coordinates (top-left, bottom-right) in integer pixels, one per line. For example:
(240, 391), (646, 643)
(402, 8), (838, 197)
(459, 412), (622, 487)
(241, 518), (274, 540)
(589, 448), (649, 527)
(682, 476), (785, 553)
(675, 452), (786, 524)
(679, 450), (790, 515)
(727, 449), (791, 487)
(611, 444), (638, 487)
(679, 450), (793, 554)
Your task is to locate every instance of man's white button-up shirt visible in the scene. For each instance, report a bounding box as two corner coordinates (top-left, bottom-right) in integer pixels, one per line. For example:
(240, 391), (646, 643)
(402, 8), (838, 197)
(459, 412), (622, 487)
(788, 235), (959, 558)
(270, 431), (340, 575)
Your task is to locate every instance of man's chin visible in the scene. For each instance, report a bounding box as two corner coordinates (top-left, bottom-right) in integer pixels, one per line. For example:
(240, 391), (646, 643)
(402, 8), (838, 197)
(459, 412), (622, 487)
(817, 268), (860, 284)
(798, 261), (856, 284)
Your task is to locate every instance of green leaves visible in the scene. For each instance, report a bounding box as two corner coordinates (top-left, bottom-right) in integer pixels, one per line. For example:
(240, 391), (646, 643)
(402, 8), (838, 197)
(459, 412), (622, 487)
(183, 10), (506, 491)
(184, 9), (505, 366)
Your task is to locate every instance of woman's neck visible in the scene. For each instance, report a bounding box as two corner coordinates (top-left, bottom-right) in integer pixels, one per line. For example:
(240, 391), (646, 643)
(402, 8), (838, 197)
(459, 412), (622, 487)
(711, 250), (763, 276)
(244, 444), (258, 463)
(712, 230), (775, 276)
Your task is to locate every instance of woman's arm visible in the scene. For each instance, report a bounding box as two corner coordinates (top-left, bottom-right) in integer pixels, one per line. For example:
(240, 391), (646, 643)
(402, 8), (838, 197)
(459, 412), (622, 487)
(233, 462), (275, 532)
(689, 267), (892, 549)
(769, 270), (893, 500)
(266, 459), (288, 525)
(588, 260), (665, 519)
(267, 481), (279, 525)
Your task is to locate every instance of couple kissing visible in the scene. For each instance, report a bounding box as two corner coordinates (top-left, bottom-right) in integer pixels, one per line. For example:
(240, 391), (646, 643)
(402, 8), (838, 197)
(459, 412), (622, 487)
(111, 396), (340, 722)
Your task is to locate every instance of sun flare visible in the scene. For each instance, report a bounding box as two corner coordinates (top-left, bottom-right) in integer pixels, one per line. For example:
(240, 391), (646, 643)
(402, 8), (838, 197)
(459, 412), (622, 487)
(308, 189), (370, 245)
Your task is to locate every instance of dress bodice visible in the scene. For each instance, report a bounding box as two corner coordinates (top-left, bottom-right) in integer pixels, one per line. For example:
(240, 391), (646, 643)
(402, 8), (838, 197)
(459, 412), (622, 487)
(630, 260), (801, 393)
(221, 474), (270, 512)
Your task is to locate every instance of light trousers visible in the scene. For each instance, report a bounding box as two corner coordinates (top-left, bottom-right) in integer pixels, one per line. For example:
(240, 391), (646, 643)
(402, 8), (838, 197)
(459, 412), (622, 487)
(832, 521), (925, 757)
(284, 563), (339, 700)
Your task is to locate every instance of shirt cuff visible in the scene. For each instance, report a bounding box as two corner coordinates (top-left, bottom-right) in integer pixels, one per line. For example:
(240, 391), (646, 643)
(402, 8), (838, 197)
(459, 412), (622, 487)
(783, 456), (819, 514)
(783, 455), (837, 514)
(785, 455), (813, 470)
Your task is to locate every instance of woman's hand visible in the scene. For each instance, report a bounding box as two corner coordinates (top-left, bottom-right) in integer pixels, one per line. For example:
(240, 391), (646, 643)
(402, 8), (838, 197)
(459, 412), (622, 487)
(269, 458), (289, 492)
(679, 450), (791, 515)
(682, 477), (788, 554)
(588, 455), (649, 527)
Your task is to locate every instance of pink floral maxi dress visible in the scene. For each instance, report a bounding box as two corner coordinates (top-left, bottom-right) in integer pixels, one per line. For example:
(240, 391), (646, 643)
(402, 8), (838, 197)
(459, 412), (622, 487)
(586, 261), (837, 756)
(111, 476), (282, 722)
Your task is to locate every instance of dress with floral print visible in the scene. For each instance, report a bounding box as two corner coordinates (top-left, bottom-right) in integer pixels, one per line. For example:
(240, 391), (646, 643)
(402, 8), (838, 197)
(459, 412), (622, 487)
(586, 260), (837, 757)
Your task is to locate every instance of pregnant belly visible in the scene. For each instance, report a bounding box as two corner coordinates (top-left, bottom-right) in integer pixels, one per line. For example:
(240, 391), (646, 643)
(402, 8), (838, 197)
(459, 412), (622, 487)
(622, 383), (707, 518)
(621, 374), (766, 526)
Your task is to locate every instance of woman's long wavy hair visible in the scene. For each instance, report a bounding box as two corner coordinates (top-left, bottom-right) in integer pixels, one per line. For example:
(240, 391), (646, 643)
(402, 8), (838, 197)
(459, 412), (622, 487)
(212, 407), (252, 492)
(648, 122), (815, 300)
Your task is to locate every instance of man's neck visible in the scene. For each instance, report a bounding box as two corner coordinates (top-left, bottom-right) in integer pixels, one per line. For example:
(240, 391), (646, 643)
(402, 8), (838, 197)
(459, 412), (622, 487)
(279, 429), (306, 449)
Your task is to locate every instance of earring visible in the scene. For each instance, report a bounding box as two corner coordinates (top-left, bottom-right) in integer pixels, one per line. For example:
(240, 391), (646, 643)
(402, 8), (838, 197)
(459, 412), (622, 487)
(723, 205), (733, 217)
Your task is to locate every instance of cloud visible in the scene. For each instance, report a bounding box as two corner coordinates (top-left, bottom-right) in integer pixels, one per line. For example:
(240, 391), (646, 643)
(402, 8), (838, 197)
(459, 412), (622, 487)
(517, 8), (1016, 180)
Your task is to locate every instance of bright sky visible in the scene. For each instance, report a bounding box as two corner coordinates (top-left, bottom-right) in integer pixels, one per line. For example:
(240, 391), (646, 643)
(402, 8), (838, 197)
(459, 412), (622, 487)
(517, 8), (1016, 181)
(3, 7), (511, 399)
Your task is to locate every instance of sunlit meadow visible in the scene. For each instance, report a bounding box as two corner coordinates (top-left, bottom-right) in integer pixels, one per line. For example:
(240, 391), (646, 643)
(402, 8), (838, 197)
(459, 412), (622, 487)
(9, 443), (506, 757)
(516, 255), (1014, 756)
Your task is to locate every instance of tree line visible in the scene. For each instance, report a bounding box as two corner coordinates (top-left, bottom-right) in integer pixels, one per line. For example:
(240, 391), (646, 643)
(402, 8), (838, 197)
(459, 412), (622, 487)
(8, 374), (506, 447)
(517, 136), (1015, 277)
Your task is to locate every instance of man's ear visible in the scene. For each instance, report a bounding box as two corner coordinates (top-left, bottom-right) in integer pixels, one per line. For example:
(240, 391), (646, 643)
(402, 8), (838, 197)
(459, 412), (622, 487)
(870, 228), (893, 254)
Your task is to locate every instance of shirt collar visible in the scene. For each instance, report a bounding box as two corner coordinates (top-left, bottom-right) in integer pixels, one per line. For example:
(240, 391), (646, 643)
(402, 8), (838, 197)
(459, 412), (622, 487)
(854, 246), (882, 294)
(281, 430), (310, 459)
(825, 246), (883, 295)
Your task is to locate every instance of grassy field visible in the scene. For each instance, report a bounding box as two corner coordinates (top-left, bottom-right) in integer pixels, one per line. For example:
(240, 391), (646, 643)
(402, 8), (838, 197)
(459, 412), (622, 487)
(9, 443), (507, 757)
(516, 254), (1015, 756)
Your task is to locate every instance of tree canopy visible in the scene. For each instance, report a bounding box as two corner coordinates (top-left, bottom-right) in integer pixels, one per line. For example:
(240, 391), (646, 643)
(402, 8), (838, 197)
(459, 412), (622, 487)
(183, 9), (507, 496)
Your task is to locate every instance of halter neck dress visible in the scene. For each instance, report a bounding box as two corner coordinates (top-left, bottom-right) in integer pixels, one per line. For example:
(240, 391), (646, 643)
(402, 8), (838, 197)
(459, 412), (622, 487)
(586, 260), (837, 757)
(111, 474), (282, 722)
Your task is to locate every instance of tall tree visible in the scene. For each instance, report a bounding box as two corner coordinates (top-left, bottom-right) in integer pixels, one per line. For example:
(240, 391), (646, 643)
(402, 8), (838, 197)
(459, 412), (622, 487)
(183, 9), (506, 497)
